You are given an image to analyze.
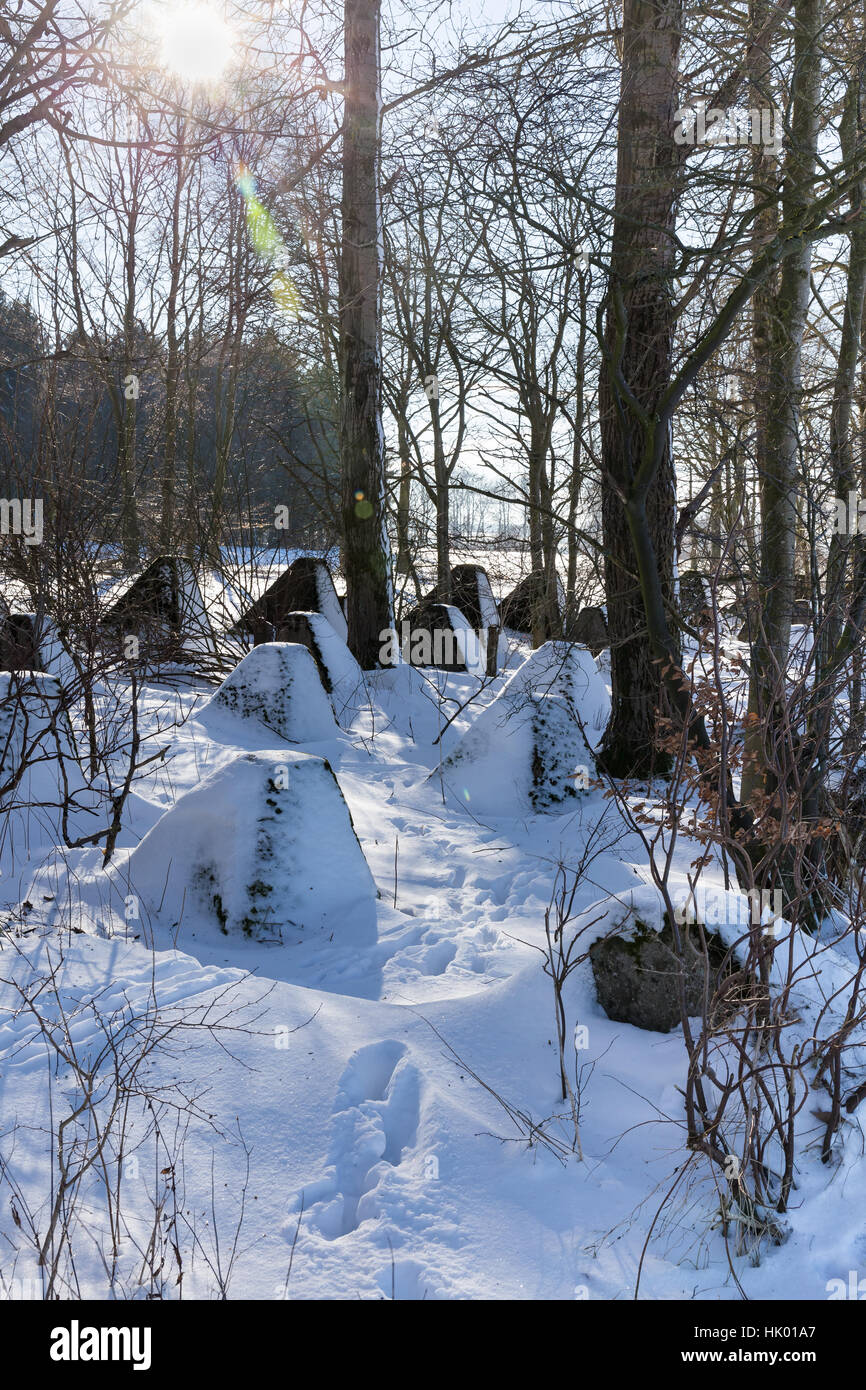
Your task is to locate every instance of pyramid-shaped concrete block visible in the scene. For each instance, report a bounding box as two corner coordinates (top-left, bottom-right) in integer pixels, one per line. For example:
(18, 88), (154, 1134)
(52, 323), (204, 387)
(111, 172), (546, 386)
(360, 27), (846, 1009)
(127, 750), (376, 941)
(434, 690), (594, 815)
(275, 613), (364, 723)
(567, 605), (608, 656)
(449, 564), (500, 631)
(503, 640), (609, 729)
(204, 642), (338, 743)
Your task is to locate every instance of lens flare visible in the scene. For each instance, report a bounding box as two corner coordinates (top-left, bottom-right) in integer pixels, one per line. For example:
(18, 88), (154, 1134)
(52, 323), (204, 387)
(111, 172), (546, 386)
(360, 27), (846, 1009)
(234, 163), (300, 321)
(159, 5), (235, 83)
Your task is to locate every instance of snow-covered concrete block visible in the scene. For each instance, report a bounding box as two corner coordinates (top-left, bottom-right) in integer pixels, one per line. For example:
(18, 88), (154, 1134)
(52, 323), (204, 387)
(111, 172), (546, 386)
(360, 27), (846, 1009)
(435, 690), (594, 815)
(394, 602), (497, 674)
(233, 557), (348, 645)
(127, 750), (376, 941)
(500, 571), (565, 638)
(502, 640), (610, 730)
(287, 558), (348, 643)
(275, 613), (365, 724)
(204, 642), (338, 743)
(100, 556), (216, 669)
(449, 565), (500, 631)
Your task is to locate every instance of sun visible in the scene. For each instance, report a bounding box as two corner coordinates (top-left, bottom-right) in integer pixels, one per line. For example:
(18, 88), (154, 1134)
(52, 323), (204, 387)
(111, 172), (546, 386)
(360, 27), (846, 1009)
(159, 5), (235, 83)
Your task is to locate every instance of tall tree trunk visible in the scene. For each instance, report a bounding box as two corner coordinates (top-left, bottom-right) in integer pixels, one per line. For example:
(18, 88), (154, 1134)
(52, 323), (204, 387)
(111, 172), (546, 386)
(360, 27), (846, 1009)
(120, 195), (140, 571)
(160, 129), (186, 555)
(743, 0), (822, 806)
(566, 291), (587, 631)
(339, 0), (393, 667)
(597, 0), (682, 777)
(710, 427), (724, 571)
(184, 351), (200, 564)
(821, 51), (866, 669)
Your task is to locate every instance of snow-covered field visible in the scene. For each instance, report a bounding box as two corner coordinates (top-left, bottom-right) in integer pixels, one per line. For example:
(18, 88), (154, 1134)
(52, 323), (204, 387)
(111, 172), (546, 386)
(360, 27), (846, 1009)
(0, 627), (864, 1302)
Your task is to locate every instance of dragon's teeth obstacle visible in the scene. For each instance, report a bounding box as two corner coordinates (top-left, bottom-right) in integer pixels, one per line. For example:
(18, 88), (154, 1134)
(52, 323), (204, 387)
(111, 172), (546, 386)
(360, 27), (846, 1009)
(500, 571), (565, 639)
(99, 555), (217, 671)
(433, 642), (604, 815)
(203, 641), (338, 743)
(398, 601), (487, 673)
(127, 750), (376, 941)
(435, 691), (594, 815)
(274, 612), (364, 722)
(567, 605), (609, 656)
(448, 564), (500, 633)
(233, 556), (348, 645)
(501, 639), (610, 729)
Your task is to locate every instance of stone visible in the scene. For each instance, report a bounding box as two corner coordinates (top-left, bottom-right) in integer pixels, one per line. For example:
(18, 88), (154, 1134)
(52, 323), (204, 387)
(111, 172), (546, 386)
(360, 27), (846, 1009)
(737, 597), (811, 640)
(0, 611), (41, 670)
(448, 566), (502, 675)
(590, 917), (728, 1033)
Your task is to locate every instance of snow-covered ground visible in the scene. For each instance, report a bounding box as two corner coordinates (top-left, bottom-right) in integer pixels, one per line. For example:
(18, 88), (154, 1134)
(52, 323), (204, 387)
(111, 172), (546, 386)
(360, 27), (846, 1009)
(0, 629), (864, 1301)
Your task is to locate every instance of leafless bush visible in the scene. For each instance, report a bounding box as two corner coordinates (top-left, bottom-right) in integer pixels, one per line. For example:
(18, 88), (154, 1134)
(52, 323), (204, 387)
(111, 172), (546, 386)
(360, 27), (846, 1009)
(0, 935), (289, 1299)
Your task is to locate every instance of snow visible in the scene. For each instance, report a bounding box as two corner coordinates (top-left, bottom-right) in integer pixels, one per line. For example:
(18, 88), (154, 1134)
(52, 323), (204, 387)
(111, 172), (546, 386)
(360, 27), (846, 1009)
(34, 618), (79, 688)
(431, 641), (605, 815)
(473, 567), (500, 630)
(362, 660), (450, 742)
(313, 565), (349, 644)
(435, 690), (595, 814)
(1, 631), (865, 1302)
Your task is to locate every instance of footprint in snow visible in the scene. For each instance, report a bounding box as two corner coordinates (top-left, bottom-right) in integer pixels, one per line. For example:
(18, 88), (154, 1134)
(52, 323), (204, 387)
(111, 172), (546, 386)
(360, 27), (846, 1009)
(287, 1040), (421, 1242)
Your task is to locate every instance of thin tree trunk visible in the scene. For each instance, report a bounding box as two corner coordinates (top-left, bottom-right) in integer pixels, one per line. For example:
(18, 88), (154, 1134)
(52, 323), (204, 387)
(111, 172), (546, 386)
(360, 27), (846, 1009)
(566, 292), (587, 631)
(120, 192), (140, 571)
(395, 451), (412, 573)
(821, 52), (866, 668)
(431, 399), (451, 602)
